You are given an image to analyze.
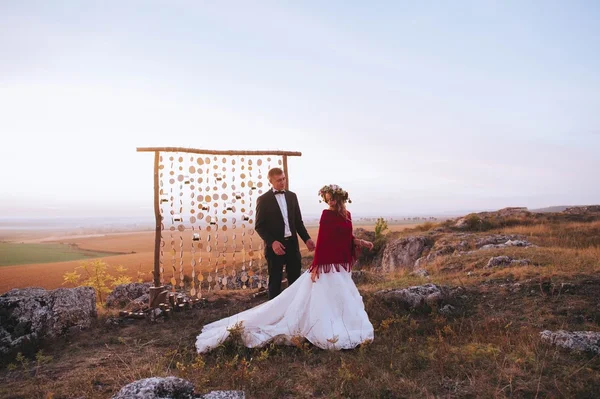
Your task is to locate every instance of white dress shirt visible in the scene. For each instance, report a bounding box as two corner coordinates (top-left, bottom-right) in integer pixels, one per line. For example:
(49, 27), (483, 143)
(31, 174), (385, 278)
(273, 188), (292, 238)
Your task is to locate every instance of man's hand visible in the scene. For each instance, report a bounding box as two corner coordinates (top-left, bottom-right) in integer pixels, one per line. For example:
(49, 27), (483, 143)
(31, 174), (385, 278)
(272, 241), (286, 256)
(306, 239), (316, 251)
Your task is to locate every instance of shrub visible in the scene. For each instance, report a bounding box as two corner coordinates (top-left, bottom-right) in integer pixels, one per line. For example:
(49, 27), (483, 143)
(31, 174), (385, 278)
(62, 260), (132, 303)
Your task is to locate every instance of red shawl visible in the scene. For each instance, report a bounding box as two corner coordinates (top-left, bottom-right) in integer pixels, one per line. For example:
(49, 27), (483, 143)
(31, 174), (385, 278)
(309, 210), (356, 273)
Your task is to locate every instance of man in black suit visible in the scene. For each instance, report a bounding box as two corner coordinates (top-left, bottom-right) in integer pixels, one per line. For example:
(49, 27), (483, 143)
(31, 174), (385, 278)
(255, 167), (315, 299)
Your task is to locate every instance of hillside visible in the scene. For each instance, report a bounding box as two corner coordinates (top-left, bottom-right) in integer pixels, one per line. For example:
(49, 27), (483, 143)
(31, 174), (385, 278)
(1, 207), (599, 398)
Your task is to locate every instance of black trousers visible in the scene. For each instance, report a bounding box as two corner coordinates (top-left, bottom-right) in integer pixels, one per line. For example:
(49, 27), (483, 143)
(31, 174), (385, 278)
(266, 238), (302, 299)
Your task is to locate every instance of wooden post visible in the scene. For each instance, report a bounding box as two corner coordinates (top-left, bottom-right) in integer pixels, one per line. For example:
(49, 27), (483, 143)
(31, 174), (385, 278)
(149, 151), (166, 307)
(152, 151), (161, 287)
(282, 155), (289, 190)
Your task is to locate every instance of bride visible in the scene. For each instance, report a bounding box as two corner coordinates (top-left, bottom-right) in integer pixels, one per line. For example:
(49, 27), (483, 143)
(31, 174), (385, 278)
(195, 184), (374, 352)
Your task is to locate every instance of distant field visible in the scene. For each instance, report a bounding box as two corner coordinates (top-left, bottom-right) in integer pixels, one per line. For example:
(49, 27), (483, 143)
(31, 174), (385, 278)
(0, 222), (418, 293)
(0, 243), (121, 267)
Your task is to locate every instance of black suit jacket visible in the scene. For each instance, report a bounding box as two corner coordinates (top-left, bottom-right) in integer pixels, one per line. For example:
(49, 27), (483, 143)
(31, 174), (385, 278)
(255, 190), (311, 253)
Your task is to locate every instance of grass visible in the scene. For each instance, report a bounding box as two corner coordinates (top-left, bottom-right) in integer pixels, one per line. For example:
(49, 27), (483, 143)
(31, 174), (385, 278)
(1, 212), (600, 398)
(0, 243), (121, 266)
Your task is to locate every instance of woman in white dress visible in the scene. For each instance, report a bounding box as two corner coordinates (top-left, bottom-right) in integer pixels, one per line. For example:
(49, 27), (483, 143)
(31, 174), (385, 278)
(195, 184), (374, 353)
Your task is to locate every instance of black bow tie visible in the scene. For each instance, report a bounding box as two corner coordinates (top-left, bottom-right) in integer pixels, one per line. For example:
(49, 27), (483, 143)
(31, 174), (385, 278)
(274, 190), (285, 195)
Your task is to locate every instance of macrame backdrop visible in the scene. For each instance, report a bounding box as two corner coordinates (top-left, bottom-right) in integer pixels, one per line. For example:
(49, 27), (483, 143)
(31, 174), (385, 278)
(137, 148), (301, 299)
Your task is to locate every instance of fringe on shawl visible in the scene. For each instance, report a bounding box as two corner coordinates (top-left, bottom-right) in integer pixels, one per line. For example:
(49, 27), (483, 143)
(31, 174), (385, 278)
(308, 262), (353, 274)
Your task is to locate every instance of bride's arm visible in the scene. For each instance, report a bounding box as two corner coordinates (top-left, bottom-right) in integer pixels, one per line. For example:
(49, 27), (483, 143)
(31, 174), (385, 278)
(354, 237), (374, 250)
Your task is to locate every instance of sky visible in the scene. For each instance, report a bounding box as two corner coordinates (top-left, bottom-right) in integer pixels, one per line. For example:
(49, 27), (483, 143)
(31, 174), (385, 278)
(1, 0), (599, 220)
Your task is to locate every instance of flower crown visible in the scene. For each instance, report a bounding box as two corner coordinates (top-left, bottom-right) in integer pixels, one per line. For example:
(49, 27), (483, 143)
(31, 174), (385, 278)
(318, 184), (351, 203)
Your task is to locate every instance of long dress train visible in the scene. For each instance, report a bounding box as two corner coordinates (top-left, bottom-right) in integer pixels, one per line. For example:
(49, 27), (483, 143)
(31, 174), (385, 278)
(195, 268), (373, 353)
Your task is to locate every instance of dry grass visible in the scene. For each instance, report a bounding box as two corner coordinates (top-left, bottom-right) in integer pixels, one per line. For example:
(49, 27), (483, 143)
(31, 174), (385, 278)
(1, 217), (600, 398)
(500, 220), (600, 249)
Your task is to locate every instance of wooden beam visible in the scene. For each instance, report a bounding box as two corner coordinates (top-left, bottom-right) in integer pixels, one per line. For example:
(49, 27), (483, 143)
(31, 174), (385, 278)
(282, 155), (289, 190)
(137, 147), (301, 156)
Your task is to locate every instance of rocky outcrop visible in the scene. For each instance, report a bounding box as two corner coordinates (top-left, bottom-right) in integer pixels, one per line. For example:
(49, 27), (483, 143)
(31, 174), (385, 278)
(563, 206), (600, 215)
(540, 330), (600, 355)
(381, 236), (433, 271)
(0, 287), (96, 355)
(374, 283), (464, 310)
(475, 235), (528, 248)
(111, 377), (245, 399)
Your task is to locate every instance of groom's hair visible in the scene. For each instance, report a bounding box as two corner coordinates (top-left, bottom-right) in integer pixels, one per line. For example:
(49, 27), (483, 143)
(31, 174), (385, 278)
(268, 167), (284, 179)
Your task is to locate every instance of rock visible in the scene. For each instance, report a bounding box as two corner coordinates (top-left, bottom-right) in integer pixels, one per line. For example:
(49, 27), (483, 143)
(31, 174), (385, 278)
(540, 330), (600, 354)
(504, 239), (531, 247)
(476, 235), (527, 248)
(480, 244), (506, 250)
(486, 256), (513, 268)
(353, 228), (376, 243)
(478, 239), (535, 249)
(150, 308), (163, 321)
(454, 218), (467, 229)
(486, 256), (532, 268)
(456, 241), (470, 251)
(563, 205), (600, 215)
(112, 377), (246, 399)
(511, 259), (532, 266)
(381, 236), (433, 272)
(112, 377), (194, 399)
(199, 392), (246, 399)
(0, 287), (96, 356)
(374, 283), (462, 310)
(439, 304), (456, 316)
(106, 283), (152, 309)
(410, 269), (429, 278)
(123, 293), (152, 312)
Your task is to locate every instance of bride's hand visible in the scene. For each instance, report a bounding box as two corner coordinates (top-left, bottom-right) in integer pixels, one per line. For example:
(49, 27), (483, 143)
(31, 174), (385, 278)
(363, 240), (374, 251)
(310, 269), (319, 282)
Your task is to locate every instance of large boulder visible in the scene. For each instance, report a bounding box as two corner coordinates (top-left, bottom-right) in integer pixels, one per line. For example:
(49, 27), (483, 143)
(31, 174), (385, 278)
(111, 377), (245, 399)
(540, 330), (600, 355)
(381, 236), (433, 272)
(0, 287), (96, 355)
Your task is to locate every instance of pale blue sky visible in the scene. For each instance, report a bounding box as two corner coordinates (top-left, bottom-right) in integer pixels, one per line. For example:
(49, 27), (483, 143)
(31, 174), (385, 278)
(1, 1), (598, 219)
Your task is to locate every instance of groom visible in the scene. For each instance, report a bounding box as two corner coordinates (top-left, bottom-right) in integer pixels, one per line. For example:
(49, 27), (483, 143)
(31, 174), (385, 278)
(255, 167), (315, 299)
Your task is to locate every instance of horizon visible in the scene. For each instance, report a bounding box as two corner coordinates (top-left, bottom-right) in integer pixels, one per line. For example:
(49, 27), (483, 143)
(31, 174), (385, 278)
(0, 203), (592, 228)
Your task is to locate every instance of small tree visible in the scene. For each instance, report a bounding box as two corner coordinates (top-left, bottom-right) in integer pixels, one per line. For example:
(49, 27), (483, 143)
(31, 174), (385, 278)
(63, 260), (132, 303)
(374, 217), (389, 241)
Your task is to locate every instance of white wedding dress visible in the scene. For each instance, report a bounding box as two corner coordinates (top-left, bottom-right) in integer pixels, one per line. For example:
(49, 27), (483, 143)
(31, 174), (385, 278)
(195, 267), (374, 353)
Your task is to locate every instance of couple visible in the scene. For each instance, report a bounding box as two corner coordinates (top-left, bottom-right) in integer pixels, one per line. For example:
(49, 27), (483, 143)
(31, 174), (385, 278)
(195, 168), (374, 353)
